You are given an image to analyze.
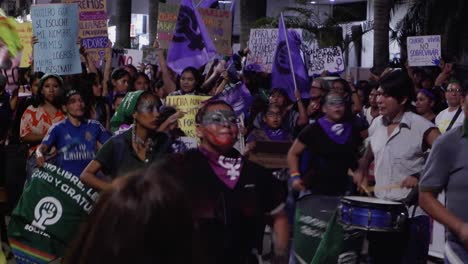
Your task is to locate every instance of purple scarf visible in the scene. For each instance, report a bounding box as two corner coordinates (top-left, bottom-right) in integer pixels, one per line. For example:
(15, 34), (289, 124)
(199, 147), (243, 189)
(261, 123), (290, 141)
(318, 117), (352, 144)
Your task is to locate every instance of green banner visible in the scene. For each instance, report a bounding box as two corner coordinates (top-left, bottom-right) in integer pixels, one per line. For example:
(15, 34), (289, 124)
(8, 163), (99, 260)
(292, 195), (364, 264)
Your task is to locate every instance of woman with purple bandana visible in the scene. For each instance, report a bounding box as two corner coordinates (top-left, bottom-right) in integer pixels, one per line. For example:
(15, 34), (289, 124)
(180, 100), (289, 264)
(415, 89), (438, 123)
(287, 92), (363, 195)
(244, 105), (292, 155)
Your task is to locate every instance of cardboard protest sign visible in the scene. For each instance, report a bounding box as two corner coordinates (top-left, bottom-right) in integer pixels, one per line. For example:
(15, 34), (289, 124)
(246, 28), (304, 73)
(31, 3), (81, 75)
(198, 7), (232, 55)
(407, 35), (441, 67)
(63, 0), (109, 67)
(157, 3), (232, 55)
(246, 28), (278, 73)
(165, 95), (211, 138)
(16, 22), (33, 68)
(157, 3), (178, 49)
(111, 48), (143, 68)
(303, 46), (344, 76)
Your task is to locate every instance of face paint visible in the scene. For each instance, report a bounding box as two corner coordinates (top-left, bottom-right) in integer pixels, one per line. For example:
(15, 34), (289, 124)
(201, 110), (238, 147)
(325, 94), (345, 106)
(137, 100), (159, 114)
(201, 110), (237, 126)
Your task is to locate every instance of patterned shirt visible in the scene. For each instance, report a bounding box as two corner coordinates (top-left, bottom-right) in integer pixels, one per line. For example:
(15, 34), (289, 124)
(20, 105), (65, 156)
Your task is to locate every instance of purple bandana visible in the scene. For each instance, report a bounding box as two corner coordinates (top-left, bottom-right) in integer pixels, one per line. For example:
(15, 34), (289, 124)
(318, 117), (351, 144)
(199, 147), (243, 189)
(261, 123), (289, 141)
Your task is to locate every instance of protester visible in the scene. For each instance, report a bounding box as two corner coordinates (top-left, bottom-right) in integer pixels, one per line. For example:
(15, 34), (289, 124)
(109, 68), (130, 95)
(131, 71), (150, 91)
(81, 72), (110, 129)
(419, 88), (468, 263)
(66, 158), (192, 264)
(80, 91), (171, 191)
(415, 89), (438, 123)
(288, 92), (362, 195)
(245, 104), (292, 155)
(180, 100), (289, 263)
(35, 90), (111, 177)
(168, 66), (204, 96)
(435, 80), (465, 133)
(353, 70), (440, 263)
(20, 74), (65, 180)
(364, 86), (380, 125)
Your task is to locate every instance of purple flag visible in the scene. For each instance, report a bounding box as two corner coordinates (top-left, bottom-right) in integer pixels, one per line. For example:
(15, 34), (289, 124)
(210, 82), (253, 116)
(271, 14), (310, 101)
(198, 0), (219, 9)
(167, 0), (216, 75)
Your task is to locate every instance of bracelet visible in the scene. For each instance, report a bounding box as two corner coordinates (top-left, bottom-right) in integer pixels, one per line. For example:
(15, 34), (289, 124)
(290, 171), (300, 177)
(288, 175), (301, 184)
(35, 148), (43, 158)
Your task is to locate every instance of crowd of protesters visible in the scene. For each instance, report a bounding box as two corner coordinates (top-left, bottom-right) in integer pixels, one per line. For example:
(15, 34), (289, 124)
(0, 23), (467, 264)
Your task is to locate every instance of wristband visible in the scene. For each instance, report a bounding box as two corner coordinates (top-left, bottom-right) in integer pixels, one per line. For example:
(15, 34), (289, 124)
(290, 172), (301, 177)
(35, 148), (43, 158)
(410, 173), (420, 179)
(288, 175), (301, 184)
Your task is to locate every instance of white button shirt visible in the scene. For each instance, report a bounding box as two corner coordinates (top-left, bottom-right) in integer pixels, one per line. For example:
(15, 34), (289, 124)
(369, 111), (435, 201)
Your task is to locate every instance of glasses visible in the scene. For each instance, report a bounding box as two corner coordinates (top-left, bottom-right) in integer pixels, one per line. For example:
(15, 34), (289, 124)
(447, 88), (461, 93)
(266, 111), (282, 118)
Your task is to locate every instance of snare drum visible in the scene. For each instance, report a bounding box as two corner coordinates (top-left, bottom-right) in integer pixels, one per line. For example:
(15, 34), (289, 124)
(338, 196), (408, 232)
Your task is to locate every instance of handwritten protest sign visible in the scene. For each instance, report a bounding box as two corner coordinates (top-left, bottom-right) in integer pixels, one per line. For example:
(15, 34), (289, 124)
(165, 95), (211, 138)
(16, 22), (33, 67)
(142, 47), (159, 65)
(111, 48), (143, 68)
(63, 0), (109, 67)
(157, 3), (232, 55)
(199, 7), (232, 55)
(303, 46), (344, 76)
(407, 35), (441, 67)
(246, 29), (278, 73)
(247, 28), (305, 73)
(31, 3), (81, 75)
(157, 4), (178, 48)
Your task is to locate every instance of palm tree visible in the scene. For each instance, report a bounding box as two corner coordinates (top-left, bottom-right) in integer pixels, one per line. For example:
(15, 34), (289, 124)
(115, 0), (132, 48)
(239, 0), (267, 49)
(393, 0), (468, 64)
(373, 0), (391, 74)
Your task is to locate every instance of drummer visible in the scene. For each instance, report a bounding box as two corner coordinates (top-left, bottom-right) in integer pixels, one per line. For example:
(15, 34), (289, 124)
(353, 70), (440, 263)
(287, 92), (363, 196)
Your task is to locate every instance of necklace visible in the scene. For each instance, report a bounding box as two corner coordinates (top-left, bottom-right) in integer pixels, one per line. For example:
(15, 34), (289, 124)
(132, 126), (153, 147)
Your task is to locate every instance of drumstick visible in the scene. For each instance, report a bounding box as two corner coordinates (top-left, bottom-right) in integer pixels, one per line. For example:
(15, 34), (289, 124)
(360, 184), (372, 197)
(367, 184), (402, 192)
